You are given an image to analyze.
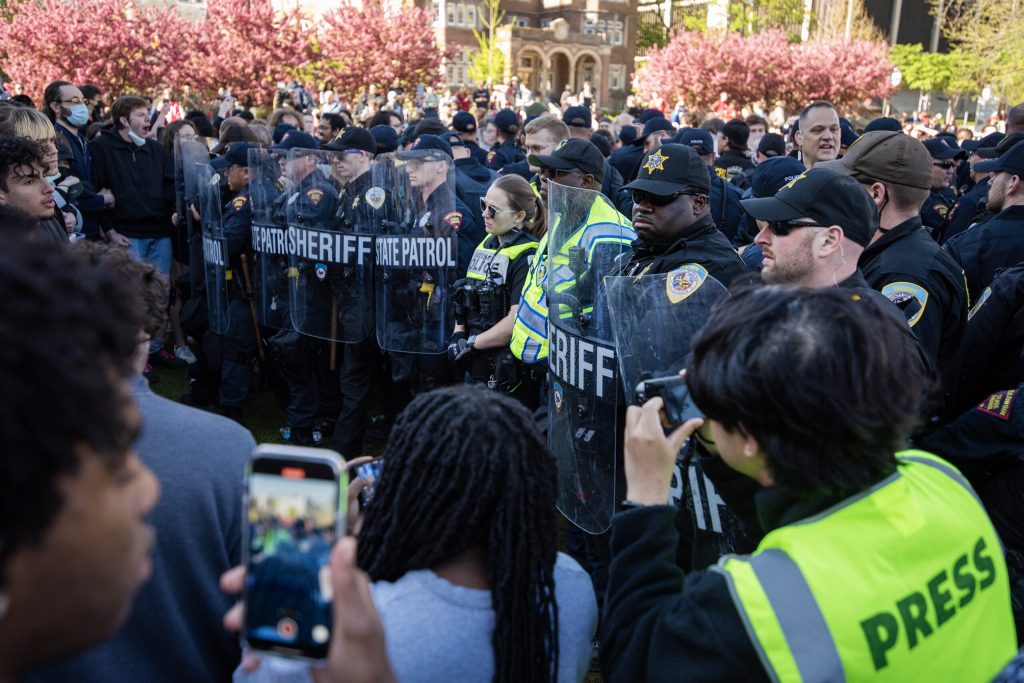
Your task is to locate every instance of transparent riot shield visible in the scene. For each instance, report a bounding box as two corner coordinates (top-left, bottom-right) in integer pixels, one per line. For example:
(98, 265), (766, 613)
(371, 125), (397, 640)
(604, 268), (728, 405)
(248, 147), (291, 329)
(287, 148), (373, 342)
(373, 151), (459, 354)
(546, 182), (635, 534)
(175, 136), (212, 297)
(196, 162), (231, 335)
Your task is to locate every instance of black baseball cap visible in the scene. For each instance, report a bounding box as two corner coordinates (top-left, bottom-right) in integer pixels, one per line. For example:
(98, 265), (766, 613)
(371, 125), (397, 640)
(750, 156), (806, 199)
(840, 120), (859, 147)
(675, 127), (714, 156)
(722, 120), (750, 151)
(974, 139), (1024, 175)
(623, 143), (710, 194)
(396, 133), (452, 161)
(757, 133), (787, 158)
(977, 132), (1024, 160)
(210, 142), (260, 170)
(451, 111), (477, 133)
(962, 131), (1003, 153)
(528, 138), (604, 181)
(740, 167), (877, 247)
(619, 125), (638, 146)
(322, 127), (376, 154)
(494, 109), (521, 135)
(636, 108), (664, 124)
(271, 123), (296, 145)
(864, 117), (902, 133)
(441, 130), (466, 149)
(634, 117), (676, 147)
(923, 138), (964, 160)
(270, 131), (320, 151)
(562, 105), (592, 129)
(371, 125), (398, 154)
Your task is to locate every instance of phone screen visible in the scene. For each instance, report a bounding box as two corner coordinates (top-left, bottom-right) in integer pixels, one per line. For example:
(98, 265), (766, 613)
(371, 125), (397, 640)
(244, 456), (340, 660)
(356, 460), (383, 509)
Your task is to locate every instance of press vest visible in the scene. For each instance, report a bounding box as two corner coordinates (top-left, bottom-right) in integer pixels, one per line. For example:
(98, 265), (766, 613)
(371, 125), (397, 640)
(714, 451), (1014, 683)
(510, 197), (633, 364)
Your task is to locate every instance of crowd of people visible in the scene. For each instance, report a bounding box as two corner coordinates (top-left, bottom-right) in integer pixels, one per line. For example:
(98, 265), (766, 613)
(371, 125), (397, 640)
(2, 73), (1024, 683)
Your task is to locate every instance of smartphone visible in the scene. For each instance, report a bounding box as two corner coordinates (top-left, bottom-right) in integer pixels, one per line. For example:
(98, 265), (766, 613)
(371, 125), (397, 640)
(243, 445), (347, 661)
(356, 459), (383, 509)
(635, 376), (705, 429)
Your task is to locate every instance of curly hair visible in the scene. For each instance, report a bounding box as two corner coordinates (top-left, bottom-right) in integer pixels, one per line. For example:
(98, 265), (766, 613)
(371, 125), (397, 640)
(0, 239), (142, 587)
(72, 241), (168, 338)
(0, 135), (48, 192)
(358, 384), (560, 683)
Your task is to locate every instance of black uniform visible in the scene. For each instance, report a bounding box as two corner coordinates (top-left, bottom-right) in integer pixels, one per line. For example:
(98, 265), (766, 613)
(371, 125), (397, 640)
(945, 205), (1024, 304)
(940, 177), (990, 244)
(464, 139), (489, 167)
(485, 138), (524, 172)
(620, 214), (749, 286)
(454, 156), (498, 185)
(713, 150), (755, 183)
(609, 144), (644, 183)
(921, 186), (957, 236)
(956, 264), (1024, 411)
(859, 215), (968, 418)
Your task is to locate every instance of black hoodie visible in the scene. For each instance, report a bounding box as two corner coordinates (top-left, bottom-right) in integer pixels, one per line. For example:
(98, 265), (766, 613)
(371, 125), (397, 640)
(88, 127), (174, 238)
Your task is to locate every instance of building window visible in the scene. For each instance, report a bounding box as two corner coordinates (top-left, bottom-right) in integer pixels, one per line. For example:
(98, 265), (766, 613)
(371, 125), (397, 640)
(522, 56), (534, 68)
(446, 3), (456, 24)
(582, 16), (625, 45)
(540, 17), (552, 28)
(609, 64), (626, 91)
(466, 5), (476, 27)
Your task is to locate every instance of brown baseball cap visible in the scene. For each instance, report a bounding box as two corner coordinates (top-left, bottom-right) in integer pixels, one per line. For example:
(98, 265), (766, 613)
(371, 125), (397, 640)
(818, 131), (932, 190)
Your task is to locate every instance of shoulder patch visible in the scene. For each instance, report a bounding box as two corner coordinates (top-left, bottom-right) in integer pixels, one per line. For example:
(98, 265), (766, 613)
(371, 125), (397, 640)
(665, 264), (708, 304)
(444, 210), (463, 230)
(714, 166), (729, 180)
(306, 188), (324, 205)
(881, 281), (929, 328)
(968, 286), (992, 320)
(977, 389), (1016, 421)
(231, 195), (249, 211)
(486, 150), (497, 164)
(934, 203), (948, 218)
(365, 186), (386, 210)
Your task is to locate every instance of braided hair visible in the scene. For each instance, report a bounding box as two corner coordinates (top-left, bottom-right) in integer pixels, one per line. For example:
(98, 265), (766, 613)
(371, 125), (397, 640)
(358, 384), (559, 683)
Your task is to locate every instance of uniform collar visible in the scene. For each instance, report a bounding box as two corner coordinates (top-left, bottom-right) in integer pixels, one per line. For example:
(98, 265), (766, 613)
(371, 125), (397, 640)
(631, 213), (717, 255)
(862, 215), (923, 258)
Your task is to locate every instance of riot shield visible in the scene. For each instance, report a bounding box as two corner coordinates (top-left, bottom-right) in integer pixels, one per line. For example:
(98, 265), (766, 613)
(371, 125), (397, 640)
(175, 137), (212, 297)
(248, 147), (291, 329)
(546, 183), (635, 534)
(604, 268), (728, 405)
(287, 148), (373, 342)
(196, 162), (232, 335)
(373, 152), (459, 354)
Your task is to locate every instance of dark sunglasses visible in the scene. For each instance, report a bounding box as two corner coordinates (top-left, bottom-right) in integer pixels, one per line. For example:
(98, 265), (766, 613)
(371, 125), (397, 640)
(479, 198), (518, 218)
(539, 166), (582, 179)
(767, 220), (825, 235)
(933, 161), (956, 169)
(631, 189), (702, 207)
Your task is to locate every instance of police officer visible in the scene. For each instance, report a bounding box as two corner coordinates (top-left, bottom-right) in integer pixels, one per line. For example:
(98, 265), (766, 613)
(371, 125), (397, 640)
(267, 130), (339, 445)
(822, 131), (968, 421)
(448, 174), (541, 402)
(451, 110), (488, 166)
(945, 140), (1024, 304)
(440, 131), (490, 231)
(920, 138), (963, 235)
(486, 109), (525, 172)
(944, 132), (1024, 244)
(674, 127), (745, 245)
(941, 131), (1006, 244)
(619, 143), (747, 284)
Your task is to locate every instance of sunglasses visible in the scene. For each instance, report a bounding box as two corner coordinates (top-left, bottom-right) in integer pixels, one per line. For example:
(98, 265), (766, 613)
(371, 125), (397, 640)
(933, 161), (956, 169)
(539, 166), (582, 179)
(767, 220), (826, 235)
(630, 189), (702, 207)
(479, 198), (519, 218)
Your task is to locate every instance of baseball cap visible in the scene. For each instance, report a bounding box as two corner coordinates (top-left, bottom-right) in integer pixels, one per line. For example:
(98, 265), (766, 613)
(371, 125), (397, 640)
(396, 133), (452, 161)
(750, 156), (807, 199)
(977, 132), (1024, 160)
(322, 127), (376, 155)
(441, 130), (466, 149)
(923, 138), (964, 160)
(272, 123), (296, 145)
(210, 142), (261, 170)
(722, 120), (750, 151)
(635, 117), (676, 146)
(623, 144), (710, 194)
(962, 131), (1004, 153)
(494, 109), (521, 135)
(371, 125), (398, 154)
(757, 133), (787, 158)
(451, 111), (477, 133)
(618, 125), (638, 146)
(525, 102), (548, 117)
(864, 117), (902, 133)
(562, 106), (592, 129)
(817, 130), (932, 190)
(974, 139), (1024, 174)
(589, 133), (611, 158)
(840, 120), (859, 148)
(636, 108), (664, 125)
(740, 167), (877, 247)
(270, 130), (320, 151)
(528, 138), (604, 181)
(674, 127), (714, 156)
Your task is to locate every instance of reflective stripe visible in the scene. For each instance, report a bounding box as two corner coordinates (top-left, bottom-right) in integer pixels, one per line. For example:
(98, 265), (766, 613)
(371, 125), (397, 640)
(897, 454), (984, 508)
(748, 549), (846, 683)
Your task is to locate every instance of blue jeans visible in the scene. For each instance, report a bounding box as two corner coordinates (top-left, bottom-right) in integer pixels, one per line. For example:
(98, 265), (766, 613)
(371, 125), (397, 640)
(129, 237), (172, 354)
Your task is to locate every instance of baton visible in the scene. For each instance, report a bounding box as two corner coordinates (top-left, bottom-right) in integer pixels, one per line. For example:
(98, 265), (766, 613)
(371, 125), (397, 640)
(238, 254), (267, 363)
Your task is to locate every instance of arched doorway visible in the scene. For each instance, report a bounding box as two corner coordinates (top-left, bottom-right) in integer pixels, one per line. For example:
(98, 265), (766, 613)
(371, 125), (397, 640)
(517, 49), (543, 94)
(574, 54), (599, 97)
(550, 52), (571, 101)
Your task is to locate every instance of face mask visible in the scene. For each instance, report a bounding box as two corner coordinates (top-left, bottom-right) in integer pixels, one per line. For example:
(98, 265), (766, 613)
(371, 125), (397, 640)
(127, 130), (147, 147)
(66, 103), (89, 128)
(45, 173), (61, 186)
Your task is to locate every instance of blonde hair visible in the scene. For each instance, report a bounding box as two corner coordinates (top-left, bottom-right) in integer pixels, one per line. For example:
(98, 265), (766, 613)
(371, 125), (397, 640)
(0, 106), (57, 142)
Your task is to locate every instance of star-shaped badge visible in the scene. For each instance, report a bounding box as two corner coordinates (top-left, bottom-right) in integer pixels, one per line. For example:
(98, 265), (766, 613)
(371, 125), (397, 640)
(644, 151), (668, 174)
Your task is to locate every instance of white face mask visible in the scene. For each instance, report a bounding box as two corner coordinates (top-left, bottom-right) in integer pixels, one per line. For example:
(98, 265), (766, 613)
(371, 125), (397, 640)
(127, 130), (147, 147)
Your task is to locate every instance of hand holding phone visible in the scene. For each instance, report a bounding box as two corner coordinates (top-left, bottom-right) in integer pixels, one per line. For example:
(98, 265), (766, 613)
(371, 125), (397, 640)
(634, 376), (704, 430)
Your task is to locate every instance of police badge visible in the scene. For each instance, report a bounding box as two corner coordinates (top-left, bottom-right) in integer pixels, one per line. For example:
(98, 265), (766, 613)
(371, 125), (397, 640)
(315, 262), (328, 280)
(365, 186), (386, 209)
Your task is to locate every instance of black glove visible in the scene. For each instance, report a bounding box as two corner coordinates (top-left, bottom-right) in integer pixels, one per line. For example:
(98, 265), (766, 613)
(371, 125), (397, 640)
(447, 335), (475, 364)
(447, 330), (467, 346)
